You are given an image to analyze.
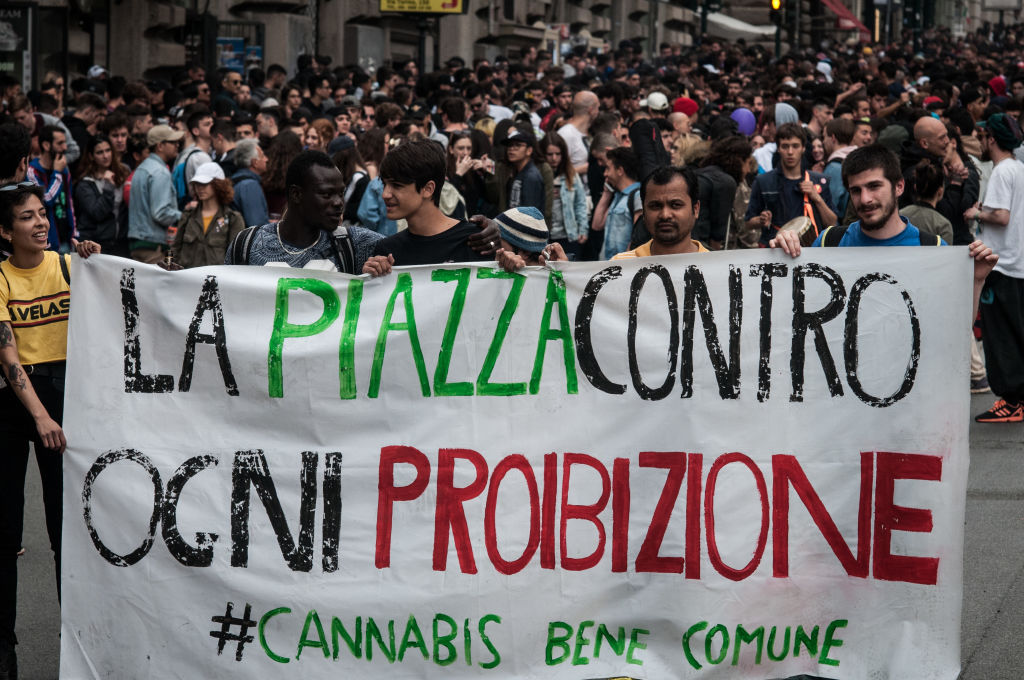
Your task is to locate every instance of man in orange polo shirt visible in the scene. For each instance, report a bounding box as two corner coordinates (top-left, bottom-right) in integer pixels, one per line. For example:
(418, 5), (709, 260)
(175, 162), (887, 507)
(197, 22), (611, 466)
(612, 165), (709, 259)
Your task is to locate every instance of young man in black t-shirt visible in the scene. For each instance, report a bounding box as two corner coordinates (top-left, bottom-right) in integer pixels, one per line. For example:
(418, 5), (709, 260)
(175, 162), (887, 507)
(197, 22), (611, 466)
(372, 139), (486, 265)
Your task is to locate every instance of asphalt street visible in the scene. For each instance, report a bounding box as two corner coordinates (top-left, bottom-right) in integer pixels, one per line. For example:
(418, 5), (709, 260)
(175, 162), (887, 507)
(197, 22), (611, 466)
(11, 391), (1024, 679)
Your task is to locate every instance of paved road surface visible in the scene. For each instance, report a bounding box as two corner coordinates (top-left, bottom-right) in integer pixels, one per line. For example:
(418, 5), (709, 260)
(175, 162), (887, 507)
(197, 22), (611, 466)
(12, 392), (1024, 679)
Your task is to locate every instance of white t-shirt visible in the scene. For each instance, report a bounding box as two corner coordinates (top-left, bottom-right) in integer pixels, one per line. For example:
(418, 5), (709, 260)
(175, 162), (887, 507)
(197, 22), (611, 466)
(753, 142), (777, 173)
(557, 122), (589, 169)
(980, 156), (1024, 278)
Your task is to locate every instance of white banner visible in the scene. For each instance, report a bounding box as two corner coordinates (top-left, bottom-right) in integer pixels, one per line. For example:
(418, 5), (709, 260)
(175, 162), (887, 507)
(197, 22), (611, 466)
(61, 249), (970, 679)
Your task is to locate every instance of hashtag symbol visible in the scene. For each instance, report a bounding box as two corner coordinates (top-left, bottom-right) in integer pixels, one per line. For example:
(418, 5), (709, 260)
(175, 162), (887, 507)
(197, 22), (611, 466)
(209, 601), (256, 661)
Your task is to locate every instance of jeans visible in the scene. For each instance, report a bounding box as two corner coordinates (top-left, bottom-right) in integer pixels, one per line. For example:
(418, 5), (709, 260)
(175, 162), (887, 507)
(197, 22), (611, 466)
(0, 373), (65, 646)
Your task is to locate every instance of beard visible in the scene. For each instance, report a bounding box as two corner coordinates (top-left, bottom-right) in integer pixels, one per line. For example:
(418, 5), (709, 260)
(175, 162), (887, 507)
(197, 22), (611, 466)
(856, 189), (898, 231)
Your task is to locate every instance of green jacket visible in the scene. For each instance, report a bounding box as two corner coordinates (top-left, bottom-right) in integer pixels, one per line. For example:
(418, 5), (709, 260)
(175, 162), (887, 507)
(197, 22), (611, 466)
(171, 204), (245, 268)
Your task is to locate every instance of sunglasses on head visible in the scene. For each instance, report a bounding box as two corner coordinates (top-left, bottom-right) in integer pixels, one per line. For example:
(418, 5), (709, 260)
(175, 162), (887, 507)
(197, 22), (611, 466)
(0, 182), (35, 192)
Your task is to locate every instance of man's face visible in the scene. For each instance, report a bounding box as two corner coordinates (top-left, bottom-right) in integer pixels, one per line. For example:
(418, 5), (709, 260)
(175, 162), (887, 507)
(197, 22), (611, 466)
(157, 138), (182, 163)
(813, 105), (833, 127)
(848, 168), (901, 231)
(1013, 81), (1024, 99)
(855, 99), (871, 119)
(854, 123), (873, 147)
(296, 165), (345, 230)
(44, 132), (67, 159)
(968, 95), (989, 119)
(251, 146), (267, 175)
(557, 90), (573, 112)
(314, 79), (331, 101)
(468, 95), (486, 116)
(287, 89), (302, 110)
(505, 140), (530, 165)
(778, 136), (804, 171)
(236, 122), (256, 140)
(223, 73), (242, 95)
(193, 116), (214, 141)
(335, 113), (351, 135)
(920, 124), (950, 157)
(870, 94), (887, 113)
(257, 114), (276, 136)
(13, 107), (34, 132)
(237, 84), (251, 103)
(604, 160), (624, 186)
(627, 73), (640, 88)
(109, 126), (129, 153)
(727, 81), (741, 99)
(753, 95), (764, 114)
(386, 74), (401, 92)
(190, 67), (206, 83)
(134, 114), (154, 136)
(643, 176), (699, 246)
(660, 128), (674, 150)
(197, 83), (211, 103)
(382, 177), (432, 220)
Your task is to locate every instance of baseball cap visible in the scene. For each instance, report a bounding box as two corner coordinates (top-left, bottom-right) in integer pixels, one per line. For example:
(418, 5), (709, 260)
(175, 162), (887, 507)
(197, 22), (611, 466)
(327, 135), (355, 155)
(146, 124), (185, 146)
(501, 129), (536, 146)
(190, 162), (225, 184)
(646, 92), (669, 112)
(87, 65), (108, 79)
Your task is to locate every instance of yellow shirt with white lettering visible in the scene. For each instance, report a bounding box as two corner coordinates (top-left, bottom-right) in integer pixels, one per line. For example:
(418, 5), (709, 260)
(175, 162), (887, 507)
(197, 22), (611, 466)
(0, 251), (71, 365)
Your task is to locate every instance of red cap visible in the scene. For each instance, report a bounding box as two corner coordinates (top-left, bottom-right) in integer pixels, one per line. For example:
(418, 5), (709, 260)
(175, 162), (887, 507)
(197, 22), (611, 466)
(673, 96), (698, 117)
(923, 96), (943, 106)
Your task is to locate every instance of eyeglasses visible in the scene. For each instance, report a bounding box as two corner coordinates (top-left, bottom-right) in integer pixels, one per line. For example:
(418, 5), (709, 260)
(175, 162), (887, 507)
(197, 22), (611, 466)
(0, 181), (35, 192)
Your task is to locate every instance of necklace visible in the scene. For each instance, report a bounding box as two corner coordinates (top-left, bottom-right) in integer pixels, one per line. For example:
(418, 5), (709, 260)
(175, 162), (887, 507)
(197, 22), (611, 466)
(276, 223), (321, 255)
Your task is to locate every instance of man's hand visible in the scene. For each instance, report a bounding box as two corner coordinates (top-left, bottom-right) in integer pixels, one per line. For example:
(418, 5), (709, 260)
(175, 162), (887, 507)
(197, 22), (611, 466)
(362, 254), (394, 278)
(799, 179), (818, 198)
(768, 229), (802, 257)
(540, 242), (568, 265)
(52, 152), (67, 173)
(969, 239), (998, 282)
(467, 214), (501, 256)
(495, 248), (527, 273)
(71, 238), (101, 259)
(757, 209), (772, 228)
(34, 414), (66, 454)
(964, 203), (980, 221)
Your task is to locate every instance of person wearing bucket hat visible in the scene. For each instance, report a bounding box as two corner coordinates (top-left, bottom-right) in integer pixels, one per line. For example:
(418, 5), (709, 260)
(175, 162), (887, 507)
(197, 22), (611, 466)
(964, 113), (1024, 423)
(169, 161), (244, 268)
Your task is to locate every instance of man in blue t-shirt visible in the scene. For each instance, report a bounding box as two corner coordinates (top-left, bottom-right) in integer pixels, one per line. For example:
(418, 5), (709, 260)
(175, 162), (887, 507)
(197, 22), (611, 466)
(770, 144), (998, 339)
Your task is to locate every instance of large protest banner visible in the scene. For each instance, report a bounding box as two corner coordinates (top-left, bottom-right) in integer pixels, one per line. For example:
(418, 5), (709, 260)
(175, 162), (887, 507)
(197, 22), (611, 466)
(61, 249), (970, 679)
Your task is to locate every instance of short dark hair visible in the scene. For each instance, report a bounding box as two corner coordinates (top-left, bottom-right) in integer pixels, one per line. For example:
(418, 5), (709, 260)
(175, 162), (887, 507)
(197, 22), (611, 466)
(841, 144), (902, 190)
(39, 124), (65, 148)
(379, 138), (447, 206)
(0, 184), (44, 233)
(605, 147), (640, 182)
(640, 165), (699, 206)
(76, 92), (106, 112)
(825, 118), (856, 145)
(211, 120), (237, 142)
(913, 158), (945, 199)
(440, 96), (467, 124)
(187, 109), (213, 135)
(285, 150), (338, 192)
(0, 123), (32, 180)
(775, 122), (806, 145)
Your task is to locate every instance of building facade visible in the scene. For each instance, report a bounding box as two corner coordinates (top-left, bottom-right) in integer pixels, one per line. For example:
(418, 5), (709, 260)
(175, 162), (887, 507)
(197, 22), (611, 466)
(1, 0), (1018, 87)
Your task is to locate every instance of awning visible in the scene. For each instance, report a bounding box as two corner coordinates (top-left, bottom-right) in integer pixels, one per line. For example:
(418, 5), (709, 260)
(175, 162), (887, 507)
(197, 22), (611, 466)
(705, 12), (777, 41)
(819, 0), (871, 42)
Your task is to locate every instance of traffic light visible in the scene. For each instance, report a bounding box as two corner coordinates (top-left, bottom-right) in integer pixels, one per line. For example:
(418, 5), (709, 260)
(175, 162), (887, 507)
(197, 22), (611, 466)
(770, 0), (782, 24)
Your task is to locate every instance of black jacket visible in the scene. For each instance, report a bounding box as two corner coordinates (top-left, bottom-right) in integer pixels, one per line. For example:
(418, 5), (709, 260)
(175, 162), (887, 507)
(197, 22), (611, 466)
(899, 141), (979, 245)
(74, 176), (127, 249)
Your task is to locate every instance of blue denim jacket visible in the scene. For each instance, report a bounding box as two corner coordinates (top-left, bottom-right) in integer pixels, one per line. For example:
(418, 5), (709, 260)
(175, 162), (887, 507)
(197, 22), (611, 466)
(356, 177), (398, 236)
(602, 181), (640, 259)
(128, 155), (181, 244)
(554, 174), (590, 242)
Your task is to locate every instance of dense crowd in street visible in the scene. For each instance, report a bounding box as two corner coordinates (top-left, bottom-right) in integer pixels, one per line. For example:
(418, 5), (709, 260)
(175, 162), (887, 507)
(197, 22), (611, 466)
(2, 21), (1024, 679)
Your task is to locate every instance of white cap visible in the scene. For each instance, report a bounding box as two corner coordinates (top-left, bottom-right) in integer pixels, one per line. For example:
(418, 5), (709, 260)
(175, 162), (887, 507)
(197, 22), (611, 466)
(191, 162), (225, 185)
(260, 97), (280, 109)
(646, 91), (669, 111)
(88, 65), (108, 79)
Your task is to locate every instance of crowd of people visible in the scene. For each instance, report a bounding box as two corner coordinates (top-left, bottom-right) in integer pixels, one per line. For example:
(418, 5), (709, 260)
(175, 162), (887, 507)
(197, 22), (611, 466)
(2, 21), (1024, 678)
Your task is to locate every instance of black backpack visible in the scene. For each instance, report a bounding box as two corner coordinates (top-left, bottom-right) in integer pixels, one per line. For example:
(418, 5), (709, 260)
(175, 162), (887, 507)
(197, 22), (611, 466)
(228, 225), (357, 273)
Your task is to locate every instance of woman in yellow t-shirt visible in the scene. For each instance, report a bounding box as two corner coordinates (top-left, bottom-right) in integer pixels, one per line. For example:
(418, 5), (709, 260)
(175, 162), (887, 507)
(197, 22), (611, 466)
(0, 182), (99, 676)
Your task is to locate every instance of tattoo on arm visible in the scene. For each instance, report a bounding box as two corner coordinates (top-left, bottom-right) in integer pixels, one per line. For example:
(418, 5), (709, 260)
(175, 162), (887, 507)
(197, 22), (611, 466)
(6, 363), (27, 391)
(0, 323), (12, 349)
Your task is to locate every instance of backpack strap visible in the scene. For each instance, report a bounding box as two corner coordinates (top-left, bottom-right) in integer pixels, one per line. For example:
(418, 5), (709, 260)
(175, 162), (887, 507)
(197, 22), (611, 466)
(229, 225), (259, 265)
(328, 226), (356, 274)
(59, 254), (70, 285)
(820, 224), (848, 247)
